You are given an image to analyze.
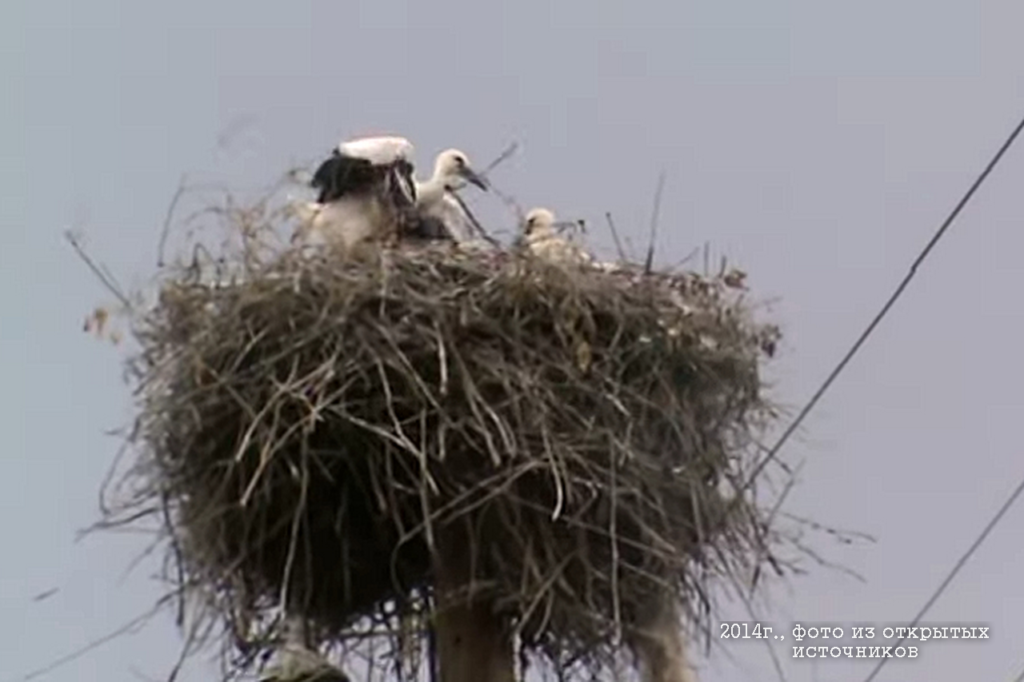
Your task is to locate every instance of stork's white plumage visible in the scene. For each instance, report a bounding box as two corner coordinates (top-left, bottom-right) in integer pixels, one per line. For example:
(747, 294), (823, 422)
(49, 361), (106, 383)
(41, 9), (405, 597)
(411, 149), (489, 243)
(337, 136), (414, 166)
(289, 199), (392, 254)
(520, 207), (593, 265)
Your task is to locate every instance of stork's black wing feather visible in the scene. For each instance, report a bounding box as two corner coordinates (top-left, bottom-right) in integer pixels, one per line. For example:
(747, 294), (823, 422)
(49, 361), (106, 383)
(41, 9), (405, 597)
(311, 151), (379, 203)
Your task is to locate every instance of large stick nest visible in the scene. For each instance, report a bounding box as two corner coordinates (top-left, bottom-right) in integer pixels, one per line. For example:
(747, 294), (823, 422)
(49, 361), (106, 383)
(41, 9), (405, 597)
(119, 201), (786, 677)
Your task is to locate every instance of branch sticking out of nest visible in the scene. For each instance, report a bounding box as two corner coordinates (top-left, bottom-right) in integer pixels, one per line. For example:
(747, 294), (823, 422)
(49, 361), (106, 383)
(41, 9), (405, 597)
(111, 193), (787, 680)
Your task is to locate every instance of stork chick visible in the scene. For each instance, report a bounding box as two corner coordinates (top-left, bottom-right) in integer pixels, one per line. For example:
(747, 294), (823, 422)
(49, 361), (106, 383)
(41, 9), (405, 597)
(295, 135), (417, 256)
(519, 207), (593, 265)
(411, 149), (489, 243)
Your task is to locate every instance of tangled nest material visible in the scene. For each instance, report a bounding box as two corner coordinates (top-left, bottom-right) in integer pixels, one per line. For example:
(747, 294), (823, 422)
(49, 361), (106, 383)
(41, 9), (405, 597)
(106, 194), (790, 680)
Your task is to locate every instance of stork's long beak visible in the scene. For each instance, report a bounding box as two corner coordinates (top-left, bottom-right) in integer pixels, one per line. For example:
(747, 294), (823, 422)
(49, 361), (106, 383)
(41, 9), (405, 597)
(459, 166), (489, 191)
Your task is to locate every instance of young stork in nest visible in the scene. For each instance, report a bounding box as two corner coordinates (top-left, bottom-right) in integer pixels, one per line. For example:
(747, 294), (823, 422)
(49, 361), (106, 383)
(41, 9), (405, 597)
(410, 148), (489, 244)
(291, 135), (417, 256)
(518, 207), (594, 265)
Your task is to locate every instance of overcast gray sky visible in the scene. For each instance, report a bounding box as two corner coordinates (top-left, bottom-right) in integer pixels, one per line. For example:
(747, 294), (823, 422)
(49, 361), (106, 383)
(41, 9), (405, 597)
(4, 0), (1024, 680)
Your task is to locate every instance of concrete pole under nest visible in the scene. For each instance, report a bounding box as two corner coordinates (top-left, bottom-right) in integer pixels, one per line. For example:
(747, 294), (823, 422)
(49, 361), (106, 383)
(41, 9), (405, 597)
(431, 527), (516, 682)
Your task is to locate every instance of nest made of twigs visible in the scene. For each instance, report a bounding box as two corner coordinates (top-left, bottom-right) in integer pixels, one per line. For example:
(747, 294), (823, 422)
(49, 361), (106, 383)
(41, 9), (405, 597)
(120, 213), (785, 677)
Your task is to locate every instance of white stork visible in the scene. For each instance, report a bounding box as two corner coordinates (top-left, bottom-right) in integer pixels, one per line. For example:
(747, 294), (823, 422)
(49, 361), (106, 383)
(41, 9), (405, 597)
(519, 207), (593, 266)
(409, 149), (489, 244)
(291, 135), (418, 255)
(315, 136), (416, 206)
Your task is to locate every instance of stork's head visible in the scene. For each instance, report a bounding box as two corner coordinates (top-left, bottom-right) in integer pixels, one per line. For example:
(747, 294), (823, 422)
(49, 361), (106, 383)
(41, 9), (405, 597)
(523, 207), (557, 239)
(434, 149), (488, 191)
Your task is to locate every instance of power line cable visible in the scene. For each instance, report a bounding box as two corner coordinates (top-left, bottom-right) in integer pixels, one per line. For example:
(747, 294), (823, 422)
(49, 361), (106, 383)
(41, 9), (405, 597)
(862, 471), (1024, 682)
(744, 110), (1024, 491)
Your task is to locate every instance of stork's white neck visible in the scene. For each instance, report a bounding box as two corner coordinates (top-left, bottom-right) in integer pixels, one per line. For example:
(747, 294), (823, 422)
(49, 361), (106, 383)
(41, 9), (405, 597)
(415, 173), (449, 207)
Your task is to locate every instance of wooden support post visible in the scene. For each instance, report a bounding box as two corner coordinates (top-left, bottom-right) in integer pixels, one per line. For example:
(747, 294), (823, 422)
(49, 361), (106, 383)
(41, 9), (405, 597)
(627, 595), (698, 682)
(431, 525), (516, 682)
